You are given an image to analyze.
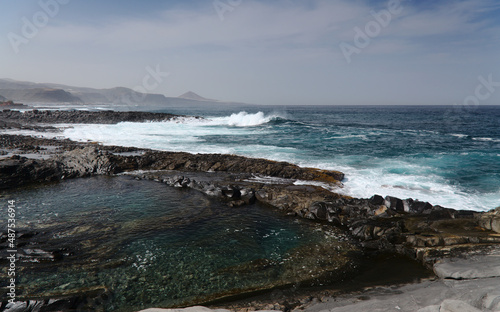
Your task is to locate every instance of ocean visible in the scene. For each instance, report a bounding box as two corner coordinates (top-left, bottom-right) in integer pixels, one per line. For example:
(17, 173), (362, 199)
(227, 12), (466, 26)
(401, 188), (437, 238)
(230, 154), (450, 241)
(52, 104), (500, 212)
(6, 104), (499, 311)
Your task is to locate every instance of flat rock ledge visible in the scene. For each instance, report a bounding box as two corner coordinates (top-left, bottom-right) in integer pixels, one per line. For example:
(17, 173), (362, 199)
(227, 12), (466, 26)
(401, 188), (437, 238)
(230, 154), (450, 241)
(291, 246), (500, 312)
(0, 138), (343, 189)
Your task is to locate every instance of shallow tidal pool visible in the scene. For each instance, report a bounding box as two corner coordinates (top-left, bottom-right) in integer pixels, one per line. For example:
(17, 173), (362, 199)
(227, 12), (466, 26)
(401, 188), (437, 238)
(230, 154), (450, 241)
(1, 176), (353, 311)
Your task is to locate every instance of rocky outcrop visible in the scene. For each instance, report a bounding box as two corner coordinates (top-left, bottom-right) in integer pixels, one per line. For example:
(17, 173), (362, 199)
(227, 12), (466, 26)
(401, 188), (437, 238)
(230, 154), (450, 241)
(477, 207), (500, 234)
(0, 287), (111, 312)
(128, 169), (500, 269)
(0, 109), (180, 125)
(0, 155), (64, 189)
(54, 146), (119, 176)
(0, 146), (120, 189)
(0, 135), (344, 190)
(125, 151), (343, 183)
(2, 134), (498, 269)
(293, 194), (500, 267)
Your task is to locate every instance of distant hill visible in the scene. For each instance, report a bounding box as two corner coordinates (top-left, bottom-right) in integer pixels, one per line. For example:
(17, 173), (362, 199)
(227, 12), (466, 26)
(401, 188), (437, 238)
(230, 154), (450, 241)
(0, 88), (83, 103)
(178, 91), (216, 102)
(0, 78), (244, 107)
(0, 94), (5, 102)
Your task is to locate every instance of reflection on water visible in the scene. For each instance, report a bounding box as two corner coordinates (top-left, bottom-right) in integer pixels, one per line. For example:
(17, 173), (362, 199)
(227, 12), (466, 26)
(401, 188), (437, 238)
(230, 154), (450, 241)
(1, 176), (352, 311)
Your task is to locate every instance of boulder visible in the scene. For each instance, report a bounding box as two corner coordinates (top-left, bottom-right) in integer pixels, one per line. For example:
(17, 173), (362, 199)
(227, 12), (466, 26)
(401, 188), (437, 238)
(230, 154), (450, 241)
(404, 199), (433, 214)
(310, 202), (329, 220)
(423, 205), (455, 220)
(477, 207), (500, 233)
(385, 196), (404, 212)
(369, 194), (385, 205)
(222, 186), (241, 199)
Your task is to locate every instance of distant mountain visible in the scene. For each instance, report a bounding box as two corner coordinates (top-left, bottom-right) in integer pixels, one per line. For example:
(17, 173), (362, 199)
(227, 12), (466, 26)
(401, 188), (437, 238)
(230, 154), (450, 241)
(0, 88), (83, 103)
(0, 78), (40, 90)
(0, 94), (5, 102)
(0, 78), (243, 107)
(178, 91), (216, 102)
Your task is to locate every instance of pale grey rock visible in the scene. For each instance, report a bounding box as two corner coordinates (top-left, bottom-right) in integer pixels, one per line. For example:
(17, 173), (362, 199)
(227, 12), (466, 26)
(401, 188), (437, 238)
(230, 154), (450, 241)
(439, 299), (481, 312)
(417, 306), (440, 312)
(434, 251), (500, 279)
(301, 248), (500, 312)
(482, 292), (500, 311)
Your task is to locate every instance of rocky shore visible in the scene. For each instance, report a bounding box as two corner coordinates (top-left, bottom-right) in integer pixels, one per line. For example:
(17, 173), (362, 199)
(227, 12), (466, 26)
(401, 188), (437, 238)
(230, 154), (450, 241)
(0, 109), (181, 125)
(1, 110), (499, 312)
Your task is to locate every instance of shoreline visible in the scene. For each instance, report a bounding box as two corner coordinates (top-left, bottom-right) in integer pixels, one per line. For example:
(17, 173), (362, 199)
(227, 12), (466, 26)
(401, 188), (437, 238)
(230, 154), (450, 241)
(1, 109), (500, 311)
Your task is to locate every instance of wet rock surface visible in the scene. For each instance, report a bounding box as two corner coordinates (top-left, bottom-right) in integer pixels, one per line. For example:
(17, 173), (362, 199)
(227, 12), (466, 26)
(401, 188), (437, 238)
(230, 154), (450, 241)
(0, 110), (499, 311)
(0, 287), (111, 312)
(0, 135), (344, 190)
(0, 219), (119, 312)
(132, 170), (500, 268)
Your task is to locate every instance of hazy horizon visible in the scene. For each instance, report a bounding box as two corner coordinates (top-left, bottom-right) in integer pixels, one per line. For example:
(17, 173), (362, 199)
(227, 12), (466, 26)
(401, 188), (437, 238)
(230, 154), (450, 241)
(1, 0), (500, 106)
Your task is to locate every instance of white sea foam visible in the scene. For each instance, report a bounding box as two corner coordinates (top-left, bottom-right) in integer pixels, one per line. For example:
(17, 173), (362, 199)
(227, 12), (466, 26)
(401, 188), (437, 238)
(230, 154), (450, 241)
(55, 114), (295, 158)
(293, 180), (339, 192)
(473, 137), (500, 143)
(210, 111), (283, 127)
(450, 133), (468, 139)
(330, 134), (368, 140)
(243, 175), (294, 185)
(4, 111), (497, 212)
(304, 160), (498, 212)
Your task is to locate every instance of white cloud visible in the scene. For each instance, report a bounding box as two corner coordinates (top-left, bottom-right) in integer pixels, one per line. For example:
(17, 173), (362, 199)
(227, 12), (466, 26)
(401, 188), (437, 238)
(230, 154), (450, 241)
(2, 0), (499, 105)
(34, 0), (499, 61)
(40, 1), (365, 50)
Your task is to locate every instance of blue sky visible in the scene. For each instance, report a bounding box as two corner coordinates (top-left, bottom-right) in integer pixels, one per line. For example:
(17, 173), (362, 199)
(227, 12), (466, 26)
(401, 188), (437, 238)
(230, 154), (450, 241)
(1, 0), (500, 105)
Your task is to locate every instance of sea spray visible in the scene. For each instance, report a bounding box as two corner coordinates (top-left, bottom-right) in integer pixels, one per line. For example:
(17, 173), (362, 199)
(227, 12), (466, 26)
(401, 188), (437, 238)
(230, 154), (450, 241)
(6, 106), (499, 211)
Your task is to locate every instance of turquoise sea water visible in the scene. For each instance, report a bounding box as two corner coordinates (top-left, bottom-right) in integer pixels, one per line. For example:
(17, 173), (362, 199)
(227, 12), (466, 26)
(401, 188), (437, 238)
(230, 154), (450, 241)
(2, 176), (347, 311)
(56, 105), (500, 211)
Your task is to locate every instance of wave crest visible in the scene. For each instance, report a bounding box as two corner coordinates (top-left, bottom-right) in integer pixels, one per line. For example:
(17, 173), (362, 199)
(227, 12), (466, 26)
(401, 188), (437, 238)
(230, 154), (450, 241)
(219, 111), (283, 127)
